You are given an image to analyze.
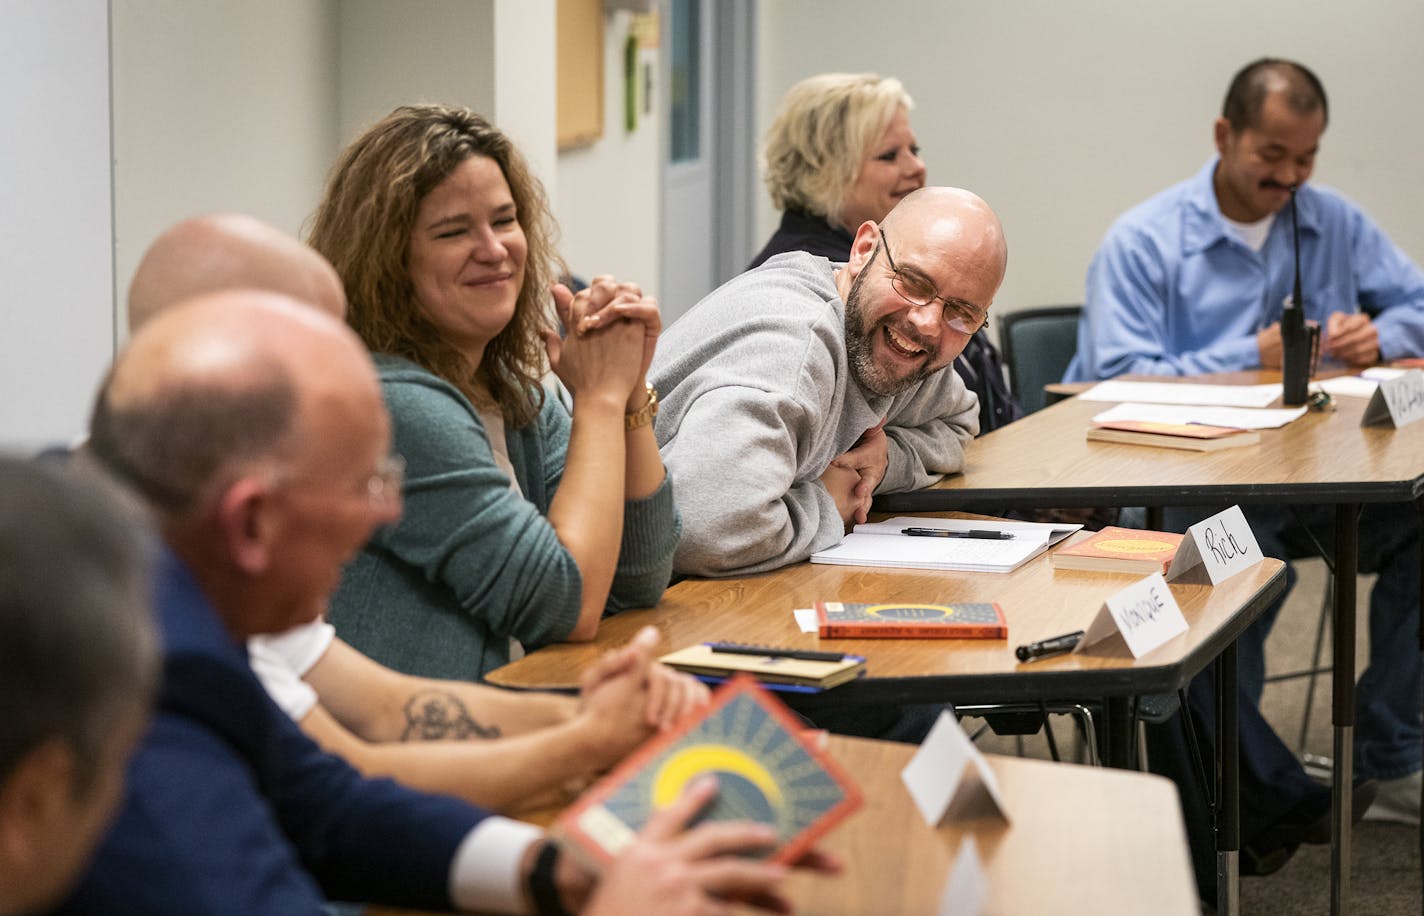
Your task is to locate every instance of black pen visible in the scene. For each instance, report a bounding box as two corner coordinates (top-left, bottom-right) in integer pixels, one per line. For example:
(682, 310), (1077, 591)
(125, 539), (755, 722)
(706, 642), (847, 663)
(901, 527), (1015, 540)
(1015, 630), (1085, 662)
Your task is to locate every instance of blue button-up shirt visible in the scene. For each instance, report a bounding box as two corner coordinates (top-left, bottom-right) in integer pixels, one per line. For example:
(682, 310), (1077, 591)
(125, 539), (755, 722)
(1065, 158), (1424, 381)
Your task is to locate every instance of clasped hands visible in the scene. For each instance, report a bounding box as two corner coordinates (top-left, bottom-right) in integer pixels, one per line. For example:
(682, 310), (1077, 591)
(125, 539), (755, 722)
(821, 419), (889, 529)
(576, 625), (710, 768)
(547, 275), (661, 411)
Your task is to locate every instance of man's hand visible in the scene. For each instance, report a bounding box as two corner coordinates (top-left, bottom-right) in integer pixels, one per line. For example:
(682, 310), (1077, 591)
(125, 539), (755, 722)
(1324, 312), (1381, 366)
(819, 462), (866, 530)
(1256, 322), (1284, 369)
(825, 420), (888, 526)
(577, 626), (710, 765)
(580, 775), (840, 916)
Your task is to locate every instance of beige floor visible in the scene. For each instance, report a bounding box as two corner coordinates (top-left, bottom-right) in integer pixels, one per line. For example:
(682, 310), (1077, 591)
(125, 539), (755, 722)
(969, 558), (1421, 914)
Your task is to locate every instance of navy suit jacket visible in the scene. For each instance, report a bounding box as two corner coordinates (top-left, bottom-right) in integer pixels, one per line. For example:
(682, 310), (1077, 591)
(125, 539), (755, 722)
(55, 549), (489, 914)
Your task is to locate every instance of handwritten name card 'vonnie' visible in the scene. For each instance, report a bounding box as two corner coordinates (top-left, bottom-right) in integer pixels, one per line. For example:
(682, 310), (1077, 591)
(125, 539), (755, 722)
(1166, 505), (1262, 586)
(1075, 572), (1188, 658)
(1362, 369), (1424, 429)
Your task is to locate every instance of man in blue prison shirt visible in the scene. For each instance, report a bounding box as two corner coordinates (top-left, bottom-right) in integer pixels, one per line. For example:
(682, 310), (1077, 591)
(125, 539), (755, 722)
(1068, 58), (1424, 826)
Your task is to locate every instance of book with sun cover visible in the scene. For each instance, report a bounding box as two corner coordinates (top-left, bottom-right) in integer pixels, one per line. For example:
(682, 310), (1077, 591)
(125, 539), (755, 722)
(551, 675), (862, 871)
(814, 601), (1007, 638)
(1050, 526), (1184, 575)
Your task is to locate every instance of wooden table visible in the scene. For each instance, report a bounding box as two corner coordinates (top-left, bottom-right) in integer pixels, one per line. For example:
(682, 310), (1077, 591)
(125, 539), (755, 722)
(374, 735), (1198, 916)
(491, 534), (1281, 916)
(874, 371), (1424, 915)
(765, 737), (1198, 915)
(489, 539), (1282, 709)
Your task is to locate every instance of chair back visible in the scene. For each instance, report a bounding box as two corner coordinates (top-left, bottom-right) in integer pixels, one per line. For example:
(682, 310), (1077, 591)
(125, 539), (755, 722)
(997, 305), (1082, 414)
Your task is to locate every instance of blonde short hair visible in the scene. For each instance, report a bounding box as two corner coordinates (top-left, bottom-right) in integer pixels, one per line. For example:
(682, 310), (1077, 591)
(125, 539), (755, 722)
(762, 73), (914, 226)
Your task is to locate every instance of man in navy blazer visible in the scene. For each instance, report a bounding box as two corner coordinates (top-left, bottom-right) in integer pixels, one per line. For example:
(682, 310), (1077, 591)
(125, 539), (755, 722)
(57, 291), (813, 914)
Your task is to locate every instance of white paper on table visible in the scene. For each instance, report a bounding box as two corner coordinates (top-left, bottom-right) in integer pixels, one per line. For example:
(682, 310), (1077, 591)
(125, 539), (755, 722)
(1317, 375), (1380, 398)
(1091, 402), (1307, 430)
(1078, 379), (1282, 407)
(811, 531), (1051, 573)
(1362, 367), (1409, 382)
(793, 608), (818, 633)
(853, 516), (1081, 537)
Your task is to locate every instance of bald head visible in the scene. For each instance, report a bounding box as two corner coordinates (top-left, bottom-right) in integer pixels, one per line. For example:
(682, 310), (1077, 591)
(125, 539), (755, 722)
(837, 186), (1008, 397)
(880, 186), (1008, 294)
(92, 290), (378, 517)
(127, 214), (346, 333)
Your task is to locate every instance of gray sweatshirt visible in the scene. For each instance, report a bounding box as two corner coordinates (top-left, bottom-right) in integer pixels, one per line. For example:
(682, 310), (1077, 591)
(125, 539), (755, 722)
(650, 251), (978, 577)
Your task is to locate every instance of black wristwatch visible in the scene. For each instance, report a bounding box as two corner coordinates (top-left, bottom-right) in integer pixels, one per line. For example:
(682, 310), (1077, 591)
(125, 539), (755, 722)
(528, 842), (572, 916)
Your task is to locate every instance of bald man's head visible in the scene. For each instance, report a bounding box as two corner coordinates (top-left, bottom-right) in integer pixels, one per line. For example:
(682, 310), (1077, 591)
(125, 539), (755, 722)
(878, 186), (1008, 289)
(839, 186), (1008, 397)
(126, 214), (346, 333)
(91, 291), (375, 518)
(90, 290), (395, 637)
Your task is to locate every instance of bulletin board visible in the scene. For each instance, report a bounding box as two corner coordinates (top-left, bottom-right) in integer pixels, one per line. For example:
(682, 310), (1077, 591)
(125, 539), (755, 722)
(557, 0), (604, 149)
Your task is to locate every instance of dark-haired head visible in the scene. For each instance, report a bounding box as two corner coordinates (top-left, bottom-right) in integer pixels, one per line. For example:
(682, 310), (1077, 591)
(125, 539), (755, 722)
(1222, 58), (1328, 134)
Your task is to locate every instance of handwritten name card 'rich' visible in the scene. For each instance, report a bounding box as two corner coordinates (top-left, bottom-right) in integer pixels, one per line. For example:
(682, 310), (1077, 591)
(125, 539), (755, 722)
(1167, 505), (1262, 586)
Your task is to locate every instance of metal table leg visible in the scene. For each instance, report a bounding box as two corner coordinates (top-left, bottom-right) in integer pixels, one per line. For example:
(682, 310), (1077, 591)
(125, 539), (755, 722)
(1331, 503), (1359, 916)
(1105, 696), (1134, 769)
(1416, 497), (1424, 907)
(1216, 641), (1240, 916)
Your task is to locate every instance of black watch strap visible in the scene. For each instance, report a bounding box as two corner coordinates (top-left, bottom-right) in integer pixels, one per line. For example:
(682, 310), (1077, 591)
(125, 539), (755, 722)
(528, 842), (572, 916)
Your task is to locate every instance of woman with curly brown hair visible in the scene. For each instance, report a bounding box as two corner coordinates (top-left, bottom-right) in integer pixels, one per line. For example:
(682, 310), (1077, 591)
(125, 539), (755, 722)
(310, 104), (678, 681)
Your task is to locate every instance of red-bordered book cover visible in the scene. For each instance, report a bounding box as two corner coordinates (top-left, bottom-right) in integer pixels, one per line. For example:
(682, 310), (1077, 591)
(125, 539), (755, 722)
(815, 600), (1007, 638)
(1050, 526), (1184, 575)
(551, 674), (862, 871)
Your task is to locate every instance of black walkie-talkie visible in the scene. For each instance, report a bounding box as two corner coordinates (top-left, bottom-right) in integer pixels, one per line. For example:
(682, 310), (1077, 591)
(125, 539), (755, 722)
(1281, 186), (1320, 406)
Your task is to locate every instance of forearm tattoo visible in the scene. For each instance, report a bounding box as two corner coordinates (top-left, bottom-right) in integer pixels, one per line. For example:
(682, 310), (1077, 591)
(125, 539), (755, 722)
(401, 690), (502, 741)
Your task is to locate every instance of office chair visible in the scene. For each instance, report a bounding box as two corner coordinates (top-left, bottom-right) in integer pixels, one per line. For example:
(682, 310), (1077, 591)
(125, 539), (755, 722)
(997, 305), (1082, 414)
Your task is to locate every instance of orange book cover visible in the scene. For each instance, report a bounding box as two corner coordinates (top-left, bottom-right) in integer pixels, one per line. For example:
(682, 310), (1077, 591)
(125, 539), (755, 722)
(551, 675), (862, 872)
(814, 601), (1007, 639)
(1050, 526), (1184, 575)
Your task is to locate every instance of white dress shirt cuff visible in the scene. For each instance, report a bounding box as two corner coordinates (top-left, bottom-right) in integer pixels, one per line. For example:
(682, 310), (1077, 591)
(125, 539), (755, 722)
(448, 816), (545, 914)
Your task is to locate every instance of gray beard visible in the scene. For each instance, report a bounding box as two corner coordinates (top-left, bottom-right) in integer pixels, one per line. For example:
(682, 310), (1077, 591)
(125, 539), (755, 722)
(843, 267), (934, 398)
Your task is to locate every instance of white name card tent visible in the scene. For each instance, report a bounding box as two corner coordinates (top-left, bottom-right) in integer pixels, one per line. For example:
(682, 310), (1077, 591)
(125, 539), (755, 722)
(1075, 572), (1189, 658)
(1166, 505), (1263, 586)
(1362, 369), (1424, 429)
(901, 711), (1010, 827)
(938, 837), (988, 916)
(1074, 506), (1264, 657)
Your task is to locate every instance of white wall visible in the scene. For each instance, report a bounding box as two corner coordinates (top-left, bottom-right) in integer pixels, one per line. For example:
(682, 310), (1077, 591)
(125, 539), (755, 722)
(0, 0), (114, 449)
(555, 10), (662, 290)
(756, 0), (1424, 328)
(494, 0), (557, 205)
(112, 0), (338, 331)
(335, 1), (495, 149)
(11, 1), (1423, 448)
